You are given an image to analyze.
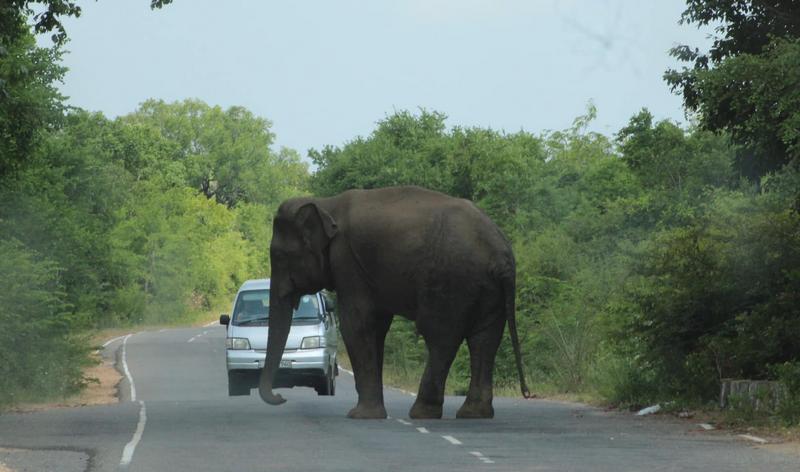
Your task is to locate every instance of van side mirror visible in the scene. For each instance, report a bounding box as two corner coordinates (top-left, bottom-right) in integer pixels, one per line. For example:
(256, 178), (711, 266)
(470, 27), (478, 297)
(322, 291), (336, 313)
(219, 314), (230, 326)
(322, 293), (336, 313)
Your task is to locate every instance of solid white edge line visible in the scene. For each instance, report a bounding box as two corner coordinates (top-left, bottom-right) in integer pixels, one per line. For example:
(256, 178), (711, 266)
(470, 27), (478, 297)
(121, 334), (136, 402)
(102, 335), (126, 348)
(442, 435), (462, 445)
(698, 423), (715, 430)
(739, 434), (768, 444)
(203, 320), (217, 327)
(417, 427), (429, 434)
(120, 400), (147, 466)
(338, 364), (354, 376)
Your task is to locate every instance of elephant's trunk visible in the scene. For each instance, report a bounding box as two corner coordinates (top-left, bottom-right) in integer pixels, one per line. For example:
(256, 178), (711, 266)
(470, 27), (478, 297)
(258, 290), (293, 405)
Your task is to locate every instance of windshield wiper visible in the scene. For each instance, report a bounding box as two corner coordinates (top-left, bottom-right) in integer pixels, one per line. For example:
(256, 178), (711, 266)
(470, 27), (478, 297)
(236, 317), (268, 325)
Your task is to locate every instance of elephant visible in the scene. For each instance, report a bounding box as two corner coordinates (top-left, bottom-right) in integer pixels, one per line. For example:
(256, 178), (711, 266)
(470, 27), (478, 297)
(259, 185), (530, 419)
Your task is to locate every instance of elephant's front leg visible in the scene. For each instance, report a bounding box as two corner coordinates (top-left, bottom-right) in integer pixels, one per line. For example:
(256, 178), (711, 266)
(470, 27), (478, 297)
(338, 302), (390, 419)
(409, 338), (460, 419)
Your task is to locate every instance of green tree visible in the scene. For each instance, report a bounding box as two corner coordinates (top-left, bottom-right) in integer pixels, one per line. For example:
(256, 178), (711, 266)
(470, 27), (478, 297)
(665, 0), (800, 178)
(121, 99), (309, 208)
(616, 109), (735, 196)
(310, 110), (455, 196)
(0, 0), (171, 45)
(0, 26), (66, 177)
(109, 183), (252, 323)
(310, 109), (547, 234)
(623, 182), (800, 401)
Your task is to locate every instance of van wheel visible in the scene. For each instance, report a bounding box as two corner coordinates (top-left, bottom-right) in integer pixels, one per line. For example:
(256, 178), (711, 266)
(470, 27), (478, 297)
(228, 372), (251, 396)
(316, 369), (335, 396)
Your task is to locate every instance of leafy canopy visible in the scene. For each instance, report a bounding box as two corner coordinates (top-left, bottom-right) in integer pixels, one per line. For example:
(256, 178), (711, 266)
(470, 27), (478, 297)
(665, 0), (800, 178)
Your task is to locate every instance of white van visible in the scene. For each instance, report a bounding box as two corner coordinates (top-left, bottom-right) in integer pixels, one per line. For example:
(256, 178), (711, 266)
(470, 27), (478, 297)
(219, 279), (338, 396)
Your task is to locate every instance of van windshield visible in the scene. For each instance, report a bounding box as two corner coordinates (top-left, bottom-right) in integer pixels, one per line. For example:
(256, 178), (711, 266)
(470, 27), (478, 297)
(232, 289), (320, 325)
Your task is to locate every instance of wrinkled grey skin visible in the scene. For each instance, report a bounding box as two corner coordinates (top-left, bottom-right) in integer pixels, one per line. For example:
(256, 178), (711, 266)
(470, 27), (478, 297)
(259, 186), (530, 419)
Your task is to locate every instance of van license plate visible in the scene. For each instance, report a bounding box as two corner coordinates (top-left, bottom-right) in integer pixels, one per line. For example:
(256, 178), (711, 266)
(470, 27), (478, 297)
(279, 359), (291, 369)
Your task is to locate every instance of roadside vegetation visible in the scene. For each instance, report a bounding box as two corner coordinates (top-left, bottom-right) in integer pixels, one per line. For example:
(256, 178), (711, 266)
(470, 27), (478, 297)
(1, 0), (797, 430)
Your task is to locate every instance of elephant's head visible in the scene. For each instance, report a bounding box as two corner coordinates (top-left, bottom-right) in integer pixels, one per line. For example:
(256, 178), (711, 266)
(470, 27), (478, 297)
(258, 199), (338, 405)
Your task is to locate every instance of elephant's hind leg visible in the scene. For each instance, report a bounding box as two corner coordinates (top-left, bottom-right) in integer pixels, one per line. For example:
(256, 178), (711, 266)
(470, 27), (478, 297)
(456, 316), (505, 419)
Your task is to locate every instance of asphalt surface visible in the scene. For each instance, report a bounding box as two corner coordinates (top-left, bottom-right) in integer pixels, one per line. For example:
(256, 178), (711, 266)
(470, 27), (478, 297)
(0, 325), (797, 471)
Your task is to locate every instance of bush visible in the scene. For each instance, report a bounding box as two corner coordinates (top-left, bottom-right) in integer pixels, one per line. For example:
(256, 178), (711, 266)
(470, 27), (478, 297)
(0, 239), (90, 407)
(773, 361), (800, 426)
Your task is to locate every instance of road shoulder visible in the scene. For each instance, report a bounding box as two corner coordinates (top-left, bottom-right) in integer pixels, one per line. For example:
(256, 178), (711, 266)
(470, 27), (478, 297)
(5, 351), (121, 414)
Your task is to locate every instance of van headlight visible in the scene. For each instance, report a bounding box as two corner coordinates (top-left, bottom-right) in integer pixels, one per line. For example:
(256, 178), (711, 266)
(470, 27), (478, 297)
(300, 336), (326, 349)
(226, 337), (251, 350)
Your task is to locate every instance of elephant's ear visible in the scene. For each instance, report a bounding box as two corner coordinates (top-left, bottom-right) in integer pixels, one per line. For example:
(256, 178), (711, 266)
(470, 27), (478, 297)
(296, 202), (338, 253)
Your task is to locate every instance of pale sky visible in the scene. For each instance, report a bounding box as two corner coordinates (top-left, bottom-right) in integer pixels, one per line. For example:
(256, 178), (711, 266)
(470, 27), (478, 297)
(51, 0), (712, 158)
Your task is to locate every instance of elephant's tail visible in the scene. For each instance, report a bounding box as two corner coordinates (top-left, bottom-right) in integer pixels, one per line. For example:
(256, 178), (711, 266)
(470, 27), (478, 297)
(504, 273), (532, 399)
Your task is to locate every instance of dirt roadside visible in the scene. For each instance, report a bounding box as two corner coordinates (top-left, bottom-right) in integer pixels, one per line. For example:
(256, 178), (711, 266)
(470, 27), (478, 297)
(6, 352), (121, 414)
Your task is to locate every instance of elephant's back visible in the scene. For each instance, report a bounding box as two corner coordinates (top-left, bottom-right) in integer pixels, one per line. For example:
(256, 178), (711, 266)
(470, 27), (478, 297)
(334, 186), (513, 306)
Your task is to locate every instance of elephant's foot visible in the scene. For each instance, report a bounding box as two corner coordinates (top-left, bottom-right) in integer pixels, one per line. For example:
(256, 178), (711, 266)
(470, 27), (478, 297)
(347, 403), (387, 419)
(456, 400), (494, 419)
(409, 400), (443, 419)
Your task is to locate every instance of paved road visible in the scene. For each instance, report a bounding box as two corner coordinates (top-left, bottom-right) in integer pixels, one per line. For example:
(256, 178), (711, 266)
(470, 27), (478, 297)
(0, 326), (796, 471)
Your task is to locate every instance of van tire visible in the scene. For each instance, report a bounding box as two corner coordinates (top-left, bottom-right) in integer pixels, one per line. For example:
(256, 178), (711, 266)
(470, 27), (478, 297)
(228, 372), (251, 396)
(316, 369), (335, 396)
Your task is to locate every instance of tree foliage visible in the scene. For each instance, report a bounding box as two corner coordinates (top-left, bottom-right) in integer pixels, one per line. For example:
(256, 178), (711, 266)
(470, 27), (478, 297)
(665, 0), (800, 178)
(0, 26), (65, 177)
(0, 19), (306, 406)
(120, 99), (308, 208)
(0, 0), (171, 45)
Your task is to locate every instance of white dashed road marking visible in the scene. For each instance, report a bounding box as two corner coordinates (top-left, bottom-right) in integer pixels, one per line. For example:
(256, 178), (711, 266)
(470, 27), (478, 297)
(188, 330), (208, 343)
(342, 364), (494, 464)
(470, 451), (495, 464)
(739, 434), (768, 444)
